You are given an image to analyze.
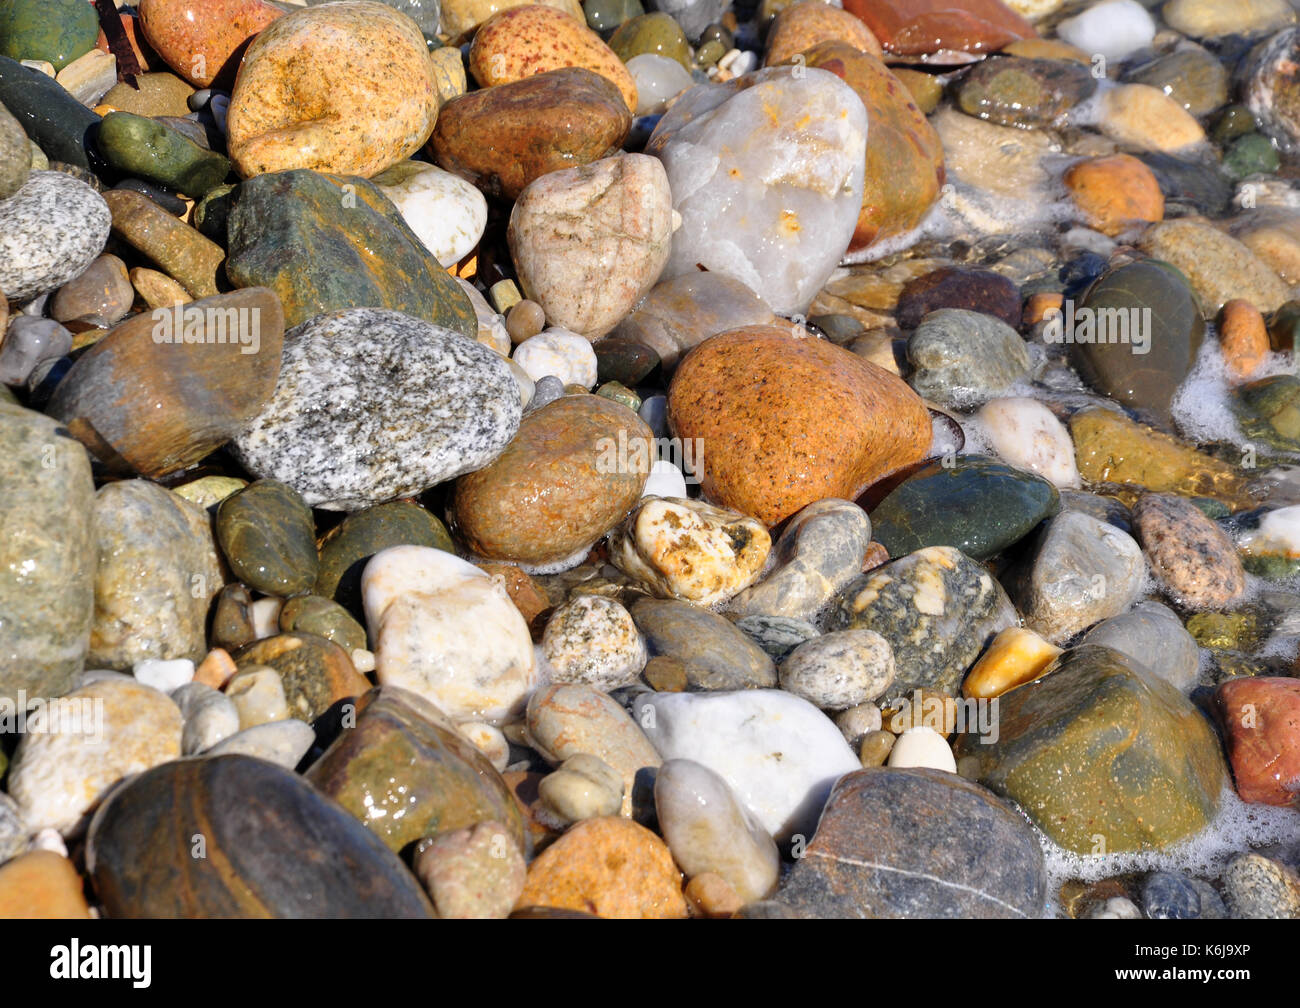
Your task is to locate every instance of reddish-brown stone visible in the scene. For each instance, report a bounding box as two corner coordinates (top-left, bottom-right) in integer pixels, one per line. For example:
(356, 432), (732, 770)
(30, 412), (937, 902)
(1215, 677), (1300, 807)
(895, 265), (1022, 329)
(795, 42), (945, 250)
(138, 0), (283, 88)
(668, 325), (932, 527)
(843, 0), (1035, 61)
(430, 68), (631, 202)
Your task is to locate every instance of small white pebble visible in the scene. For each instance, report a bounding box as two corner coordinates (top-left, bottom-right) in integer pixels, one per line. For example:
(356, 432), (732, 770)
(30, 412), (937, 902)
(887, 726), (956, 773)
(30, 828), (67, 857)
(512, 327), (598, 388)
(132, 657), (195, 693)
(642, 459), (688, 498)
(250, 597), (283, 639)
(456, 721), (510, 772)
(351, 648), (377, 674)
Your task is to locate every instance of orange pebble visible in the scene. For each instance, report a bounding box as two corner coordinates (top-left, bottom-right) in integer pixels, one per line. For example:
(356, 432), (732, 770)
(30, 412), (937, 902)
(1024, 292), (1064, 328)
(194, 647), (237, 689)
(1218, 299), (1270, 381)
(1063, 154), (1164, 238)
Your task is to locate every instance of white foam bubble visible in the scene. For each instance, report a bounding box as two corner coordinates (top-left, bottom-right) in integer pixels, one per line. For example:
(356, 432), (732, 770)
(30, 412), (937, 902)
(1171, 330), (1297, 448)
(1038, 785), (1300, 916)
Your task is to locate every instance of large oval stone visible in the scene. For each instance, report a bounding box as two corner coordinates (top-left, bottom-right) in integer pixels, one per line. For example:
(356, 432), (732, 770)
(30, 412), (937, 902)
(869, 455), (1059, 560)
(0, 0), (99, 72)
(1069, 260), (1204, 421)
(667, 325), (931, 527)
(232, 308), (520, 511)
(138, 0), (283, 88)
(0, 404), (95, 705)
(47, 289), (285, 479)
(795, 42), (945, 251)
(216, 479), (318, 597)
(954, 644), (1227, 853)
(429, 67), (631, 201)
(227, 1), (440, 179)
(225, 169), (476, 334)
(646, 66), (866, 316)
(87, 754), (435, 917)
(0, 171), (110, 302)
(0, 56), (102, 170)
(451, 394), (653, 566)
(776, 767), (1047, 918)
(305, 686), (528, 855)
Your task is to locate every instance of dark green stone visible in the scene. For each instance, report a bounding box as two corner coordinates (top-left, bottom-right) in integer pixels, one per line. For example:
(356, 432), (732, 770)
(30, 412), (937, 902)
(595, 336), (660, 385)
(1137, 152), (1233, 216)
(315, 500), (454, 620)
(956, 56), (1096, 128)
(305, 686), (528, 855)
(1069, 259), (1205, 421)
(87, 754), (435, 918)
(870, 455), (1059, 560)
(216, 479), (319, 597)
(584, 0), (645, 33)
(953, 645), (1226, 853)
(193, 183), (236, 243)
(0, 0), (99, 72)
(1232, 374), (1300, 453)
(609, 13), (693, 70)
(0, 55), (102, 170)
(97, 112), (232, 200)
(225, 169), (477, 334)
(1223, 132), (1280, 179)
(1244, 552), (1300, 579)
(280, 594), (368, 654)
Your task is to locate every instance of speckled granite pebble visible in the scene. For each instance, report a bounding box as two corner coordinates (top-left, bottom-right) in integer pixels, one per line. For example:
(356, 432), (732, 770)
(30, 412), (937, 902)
(0, 171), (109, 301)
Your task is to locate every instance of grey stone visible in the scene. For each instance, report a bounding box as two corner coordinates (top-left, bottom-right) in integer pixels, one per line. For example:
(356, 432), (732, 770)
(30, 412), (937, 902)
(0, 316), (72, 385)
(907, 308), (1031, 408)
(0, 98), (29, 200)
(0, 403), (95, 705)
(731, 614), (820, 661)
(1222, 852), (1300, 919)
(0, 170), (109, 301)
(526, 374), (565, 412)
(171, 681), (240, 755)
(778, 629), (894, 711)
(205, 718), (316, 769)
(232, 308), (521, 510)
(1081, 600), (1200, 692)
(631, 596), (777, 690)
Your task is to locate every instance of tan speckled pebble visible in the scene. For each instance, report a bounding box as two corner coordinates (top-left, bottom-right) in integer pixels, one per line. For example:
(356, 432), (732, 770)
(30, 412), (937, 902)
(1133, 492), (1247, 610)
(227, 2), (441, 179)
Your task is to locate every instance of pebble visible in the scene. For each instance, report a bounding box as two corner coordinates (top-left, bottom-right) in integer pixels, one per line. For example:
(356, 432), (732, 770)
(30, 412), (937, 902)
(234, 631), (370, 723)
(0, 851), (92, 918)
(0, 0), (99, 72)
(1097, 84), (1207, 153)
(635, 688), (860, 843)
(226, 665), (291, 728)
(1007, 508), (1146, 644)
(958, 54), (1096, 130)
(513, 328), (599, 387)
(233, 308), (519, 510)
(102, 73), (196, 118)
(413, 821), (527, 919)
(631, 596), (778, 690)
(1055, 0), (1154, 63)
(887, 726), (957, 772)
(764, 1), (883, 66)
(1141, 870), (1204, 920)
(440, 0), (584, 37)
(138, 0), (283, 88)
(0, 317), (72, 387)
(1221, 853), (1300, 918)
(642, 458), (688, 498)
(363, 546), (536, 723)
(962, 626), (1062, 700)
(50, 254), (133, 329)
(1064, 154), (1164, 237)
(542, 596), (648, 691)
(1163, 0), (1295, 39)
(649, 67), (865, 315)
(610, 497), (770, 605)
(515, 816), (687, 918)
(0, 97), (29, 199)
(0, 171), (110, 301)
(133, 657), (194, 694)
(216, 479), (318, 597)
(103, 188), (223, 298)
(171, 681), (241, 754)
(7, 678), (182, 835)
(779, 630), (894, 711)
(538, 754), (625, 824)
(1139, 218), (1290, 315)
(371, 160), (487, 268)
(972, 398), (1081, 489)
(627, 54), (693, 115)
(1214, 677), (1300, 806)
(1127, 47), (1228, 120)
(1081, 600), (1201, 694)
(843, 0), (1033, 61)
(1133, 492), (1247, 610)
(456, 722), (511, 773)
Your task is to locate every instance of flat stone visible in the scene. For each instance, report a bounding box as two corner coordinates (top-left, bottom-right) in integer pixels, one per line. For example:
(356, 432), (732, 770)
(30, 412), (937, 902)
(896, 266), (1023, 330)
(1214, 677), (1300, 806)
(631, 597), (778, 690)
(842, 0), (1033, 62)
(1139, 218), (1289, 315)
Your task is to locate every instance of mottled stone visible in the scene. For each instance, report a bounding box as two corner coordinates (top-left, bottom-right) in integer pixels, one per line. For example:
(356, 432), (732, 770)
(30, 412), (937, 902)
(413, 821), (526, 919)
(137, 0), (282, 88)
(0, 0), (98, 72)
(306, 686), (526, 853)
(542, 596), (646, 691)
(451, 395), (653, 566)
(765, 1), (883, 65)
(1007, 509), (1146, 645)
(611, 497), (770, 605)
(1233, 373), (1300, 454)
(1245, 28), (1300, 157)
(225, 169), (476, 334)
(1133, 493), (1246, 610)
(630, 597), (778, 690)
(227, 2), (439, 179)
(1138, 218), (1288, 315)
(610, 272), (778, 374)
(896, 266), (1022, 331)
(441, 0), (585, 37)
(8, 678), (181, 835)
(647, 66), (866, 315)
(469, 5), (637, 112)
(668, 325), (931, 527)
(48, 289), (285, 479)
(0, 171), (109, 301)
(516, 816), (686, 918)
(279, 595), (367, 656)
(778, 768), (1046, 918)
(0, 404), (95, 705)
(509, 154), (674, 341)
(827, 546), (1019, 695)
(88, 754), (433, 917)
(958, 55), (1095, 128)
(89, 480), (222, 669)
(0, 98), (30, 199)
(232, 309), (519, 511)
(779, 630), (894, 711)
(234, 632), (370, 724)
(729, 498), (873, 623)
(955, 645), (1227, 853)
(1221, 853), (1300, 918)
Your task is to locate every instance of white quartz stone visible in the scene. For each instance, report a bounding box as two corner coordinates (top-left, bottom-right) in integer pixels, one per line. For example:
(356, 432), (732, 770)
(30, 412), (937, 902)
(512, 327), (598, 388)
(362, 545), (537, 724)
(972, 396), (1082, 489)
(373, 161), (488, 267)
(627, 53), (694, 115)
(887, 725), (957, 773)
(456, 721), (511, 772)
(642, 458), (688, 498)
(456, 277), (511, 357)
(635, 688), (861, 842)
(647, 66), (867, 316)
(1055, 0), (1155, 62)
(132, 657), (194, 693)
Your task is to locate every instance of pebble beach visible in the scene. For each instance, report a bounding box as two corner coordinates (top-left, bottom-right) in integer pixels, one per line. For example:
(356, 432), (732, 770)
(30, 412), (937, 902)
(1, 0), (1300, 922)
